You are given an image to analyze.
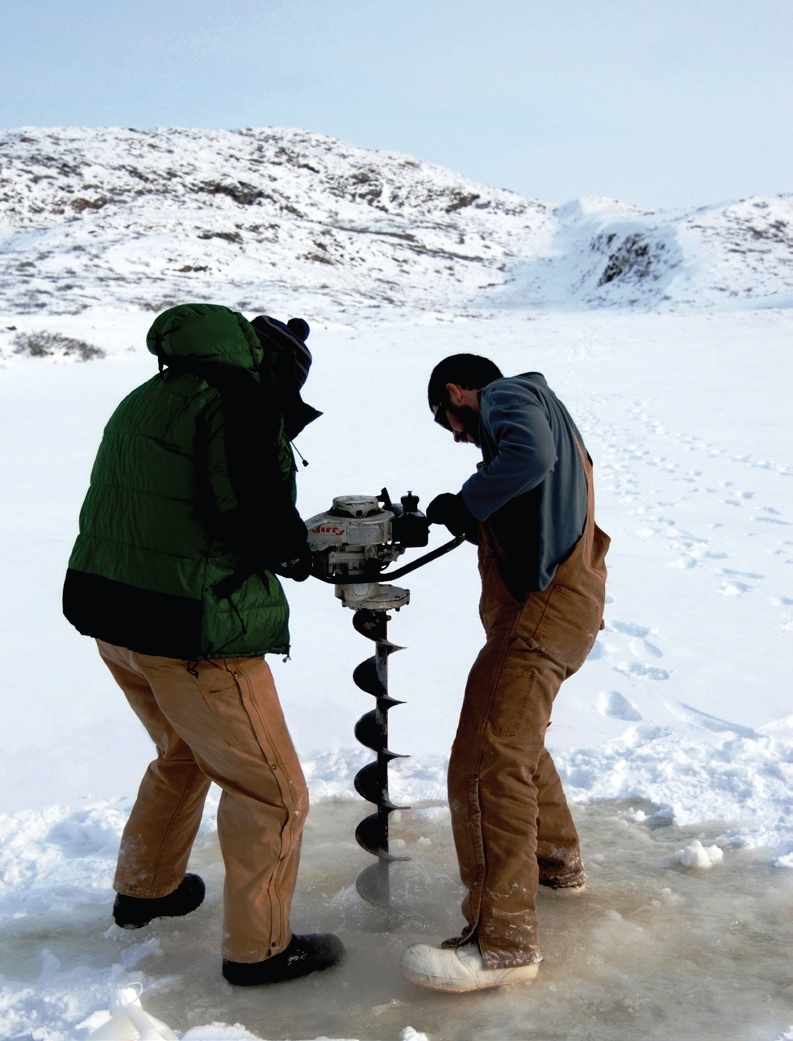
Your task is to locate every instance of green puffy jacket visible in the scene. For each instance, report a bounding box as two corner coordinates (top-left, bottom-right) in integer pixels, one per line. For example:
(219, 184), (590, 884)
(63, 303), (311, 660)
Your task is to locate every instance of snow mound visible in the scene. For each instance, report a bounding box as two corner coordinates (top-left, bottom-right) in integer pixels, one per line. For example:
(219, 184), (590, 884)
(675, 839), (724, 869)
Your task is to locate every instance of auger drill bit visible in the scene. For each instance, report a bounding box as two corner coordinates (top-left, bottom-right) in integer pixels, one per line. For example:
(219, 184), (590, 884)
(351, 608), (410, 909)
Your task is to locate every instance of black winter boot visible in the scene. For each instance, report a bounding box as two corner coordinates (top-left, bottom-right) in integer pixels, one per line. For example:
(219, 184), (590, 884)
(222, 932), (345, 985)
(113, 873), (206, 929)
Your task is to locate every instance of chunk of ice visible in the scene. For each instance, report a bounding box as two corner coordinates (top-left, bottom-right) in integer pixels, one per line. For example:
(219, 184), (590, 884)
(676, 839), (724, 869)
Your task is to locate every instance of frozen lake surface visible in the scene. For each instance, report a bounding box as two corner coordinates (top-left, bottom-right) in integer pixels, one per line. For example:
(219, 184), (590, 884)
(1, 799), (791, 1041)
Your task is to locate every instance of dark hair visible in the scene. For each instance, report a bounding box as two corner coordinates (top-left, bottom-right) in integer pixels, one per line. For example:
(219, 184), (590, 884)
(427, 354), (504, 410)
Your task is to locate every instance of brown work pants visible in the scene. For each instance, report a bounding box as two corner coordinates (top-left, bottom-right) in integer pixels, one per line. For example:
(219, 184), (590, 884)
(446, 450), (609, 969)
(97, 641), (308, 963)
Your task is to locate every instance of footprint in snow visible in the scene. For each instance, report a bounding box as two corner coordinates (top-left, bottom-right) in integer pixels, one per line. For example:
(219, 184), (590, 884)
(669, 556), (697, 570)
(587, 641), (605, 661)
(717, 568), (765, 581)
(611, 620), (650, 638)
(667, 537), (725, 569)
(598, 691), (642, 721)
(670, 701), (757, 738)
(629, 636), (663, 659)
(719, 581), (751, 596)
(715, 568), (762, 596)
(597, 621), (666, 671)
(614, 662), (670, 681)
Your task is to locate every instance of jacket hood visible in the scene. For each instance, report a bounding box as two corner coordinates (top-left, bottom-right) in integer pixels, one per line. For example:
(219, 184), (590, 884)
(146, 303), (263, 373)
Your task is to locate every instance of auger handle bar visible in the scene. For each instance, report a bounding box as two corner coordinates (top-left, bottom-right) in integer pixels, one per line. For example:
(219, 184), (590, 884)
(312, 534), (465, 585)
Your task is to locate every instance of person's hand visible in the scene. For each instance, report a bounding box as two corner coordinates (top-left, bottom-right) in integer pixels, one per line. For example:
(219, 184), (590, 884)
(274, 543), (312, 582)
(426, 492), (477, 537)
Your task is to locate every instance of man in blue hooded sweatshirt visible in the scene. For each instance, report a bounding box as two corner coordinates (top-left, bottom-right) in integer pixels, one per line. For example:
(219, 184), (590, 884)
(401, 353), (609, 993)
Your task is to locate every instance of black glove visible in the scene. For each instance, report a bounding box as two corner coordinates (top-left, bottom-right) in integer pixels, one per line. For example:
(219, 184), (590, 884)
(426, 492), (478, 537)
(273, 542), (312, 582)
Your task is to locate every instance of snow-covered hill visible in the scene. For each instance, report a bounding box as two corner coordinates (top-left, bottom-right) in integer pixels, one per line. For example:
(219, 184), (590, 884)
(1, 126), (790, 318)
(0, 126), (552, 318)
(493, 192), (793, 311)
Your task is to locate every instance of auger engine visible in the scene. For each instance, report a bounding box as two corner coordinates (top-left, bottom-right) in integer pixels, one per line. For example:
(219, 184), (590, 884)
(305, 489), (463, 911)
(305, 489), (429, 611)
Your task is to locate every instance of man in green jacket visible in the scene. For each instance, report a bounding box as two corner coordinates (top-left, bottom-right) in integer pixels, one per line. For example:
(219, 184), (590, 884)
(63, 303), (344, 986)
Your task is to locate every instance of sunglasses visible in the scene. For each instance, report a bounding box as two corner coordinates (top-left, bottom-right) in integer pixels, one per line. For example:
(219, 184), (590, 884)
(433, 392), (453, 432)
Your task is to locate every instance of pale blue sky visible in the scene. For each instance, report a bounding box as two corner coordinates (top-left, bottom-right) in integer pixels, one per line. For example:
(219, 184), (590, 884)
(1, 0), (790, 210)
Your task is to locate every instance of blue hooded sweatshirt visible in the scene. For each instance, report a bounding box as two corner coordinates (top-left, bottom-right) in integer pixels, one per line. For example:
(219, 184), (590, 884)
(461, 372), (588, 594)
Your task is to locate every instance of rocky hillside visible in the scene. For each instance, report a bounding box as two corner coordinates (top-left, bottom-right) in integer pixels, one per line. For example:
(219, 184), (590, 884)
(0, 126), (790, 318)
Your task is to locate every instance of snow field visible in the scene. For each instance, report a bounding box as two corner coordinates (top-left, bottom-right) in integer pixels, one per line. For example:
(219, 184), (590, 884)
(0, 304), (791, 1039)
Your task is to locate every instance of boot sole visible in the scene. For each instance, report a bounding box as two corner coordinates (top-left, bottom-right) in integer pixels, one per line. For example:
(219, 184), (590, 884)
(401, 962), (540, 992)
(223, 957), (340, 986)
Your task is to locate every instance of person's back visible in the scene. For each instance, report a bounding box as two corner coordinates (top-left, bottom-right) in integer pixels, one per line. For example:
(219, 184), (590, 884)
(64, 304), (296, 659)
(467, 371), (588, 597)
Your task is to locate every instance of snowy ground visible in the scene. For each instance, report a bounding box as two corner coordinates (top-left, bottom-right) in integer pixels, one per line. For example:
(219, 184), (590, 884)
(0, 304), (791, 1040)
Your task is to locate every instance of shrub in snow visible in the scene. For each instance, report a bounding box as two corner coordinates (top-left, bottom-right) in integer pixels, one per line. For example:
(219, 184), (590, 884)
(14, 329), (105, 361)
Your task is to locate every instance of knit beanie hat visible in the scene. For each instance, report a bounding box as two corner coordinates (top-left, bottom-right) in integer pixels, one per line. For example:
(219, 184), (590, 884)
(251, 314), (312, 389)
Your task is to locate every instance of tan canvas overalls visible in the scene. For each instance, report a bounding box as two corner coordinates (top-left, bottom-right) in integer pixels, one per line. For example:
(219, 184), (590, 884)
(445, 442), (609, 969)
(97, 643), (308, 964)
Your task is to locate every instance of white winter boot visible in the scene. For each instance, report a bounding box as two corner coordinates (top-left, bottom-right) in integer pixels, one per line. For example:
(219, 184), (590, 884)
(400, 942), (541, 993)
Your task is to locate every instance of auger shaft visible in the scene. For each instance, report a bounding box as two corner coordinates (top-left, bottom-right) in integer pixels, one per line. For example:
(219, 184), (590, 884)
(351, 608), (409, 908)
(304, 492), (465, 909)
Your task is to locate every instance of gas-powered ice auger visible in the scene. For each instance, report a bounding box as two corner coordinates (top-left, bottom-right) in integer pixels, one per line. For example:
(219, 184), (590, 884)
(305, 489), (463, 910)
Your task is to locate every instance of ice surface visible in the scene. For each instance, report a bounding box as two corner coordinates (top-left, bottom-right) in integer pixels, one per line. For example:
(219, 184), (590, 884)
(1, 800), (792, 1040)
